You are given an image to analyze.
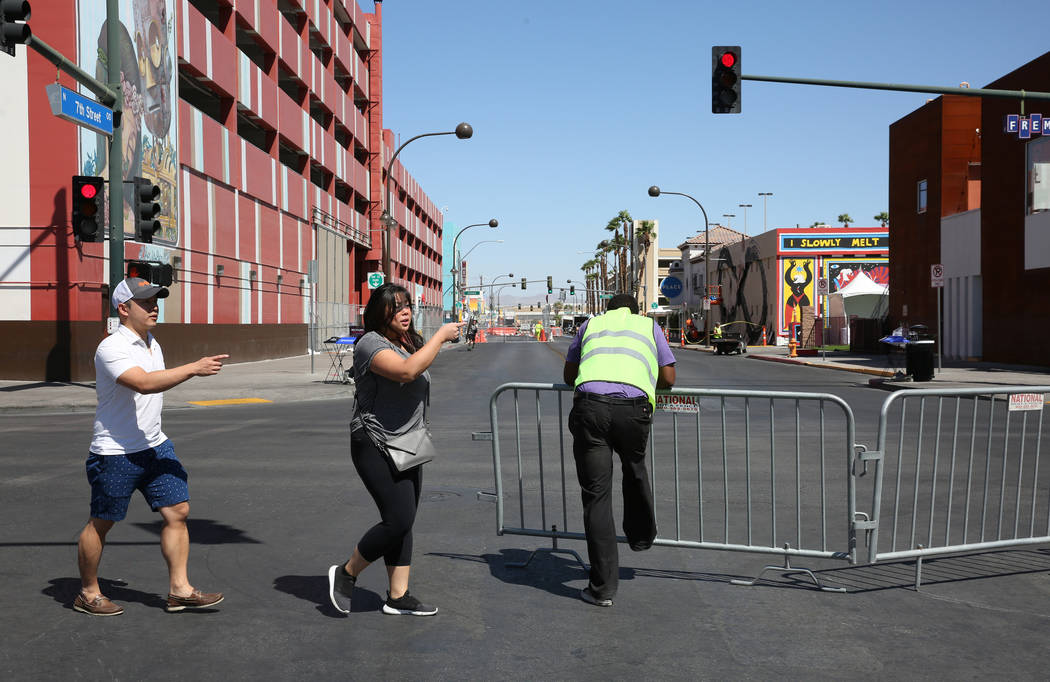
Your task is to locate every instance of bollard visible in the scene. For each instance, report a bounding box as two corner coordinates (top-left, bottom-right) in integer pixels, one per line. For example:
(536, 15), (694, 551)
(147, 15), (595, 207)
(761, 325), (767, 347)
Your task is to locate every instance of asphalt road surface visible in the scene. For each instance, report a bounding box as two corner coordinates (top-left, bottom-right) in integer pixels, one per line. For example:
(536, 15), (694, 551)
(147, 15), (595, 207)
(2, 339), (1048, 679)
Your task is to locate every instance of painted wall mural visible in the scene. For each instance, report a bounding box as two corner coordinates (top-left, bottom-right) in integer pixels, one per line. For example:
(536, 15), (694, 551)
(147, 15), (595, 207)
(782, 258), (813, 333)
(78, 0), (178, 247)
(825, 258), (889, 292)
(716, 242), (770, 344)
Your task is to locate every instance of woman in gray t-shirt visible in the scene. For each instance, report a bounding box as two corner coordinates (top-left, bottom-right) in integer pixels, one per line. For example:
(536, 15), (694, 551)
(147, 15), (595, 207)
(327, 283), (463, 617)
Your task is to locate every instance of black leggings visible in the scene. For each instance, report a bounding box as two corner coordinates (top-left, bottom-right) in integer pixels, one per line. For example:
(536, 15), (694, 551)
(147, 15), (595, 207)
(350, 430), (422, 566)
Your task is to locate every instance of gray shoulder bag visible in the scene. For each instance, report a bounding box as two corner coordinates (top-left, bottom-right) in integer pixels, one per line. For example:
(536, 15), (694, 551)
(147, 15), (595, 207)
(353, 354), (438, 472)
(382, 383), (437, 472)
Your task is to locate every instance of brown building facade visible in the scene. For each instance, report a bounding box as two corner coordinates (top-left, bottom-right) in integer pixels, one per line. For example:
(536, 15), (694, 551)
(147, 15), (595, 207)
(889, 52), (1050, 366)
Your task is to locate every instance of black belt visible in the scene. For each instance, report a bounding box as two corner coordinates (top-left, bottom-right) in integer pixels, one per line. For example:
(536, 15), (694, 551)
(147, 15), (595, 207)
(574, 391), (649, 406)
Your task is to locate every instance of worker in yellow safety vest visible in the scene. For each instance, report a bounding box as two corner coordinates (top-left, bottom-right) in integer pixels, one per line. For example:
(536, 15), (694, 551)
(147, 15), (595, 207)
(562, 294), (676, 607)
(533, 320), (543, 340)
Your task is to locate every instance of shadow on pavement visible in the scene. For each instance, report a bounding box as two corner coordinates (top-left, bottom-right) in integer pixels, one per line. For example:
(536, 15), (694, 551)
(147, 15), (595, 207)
(0, 381), (95, 392)
(44, 577), (168, 611)
(428, 549), (745, 600)
(814, 547), (1050, 592)
(272, 574), (384, 617)
(131, 518), (262, 544)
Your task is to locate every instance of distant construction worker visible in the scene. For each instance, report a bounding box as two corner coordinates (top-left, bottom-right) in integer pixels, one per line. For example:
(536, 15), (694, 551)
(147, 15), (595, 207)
(562, 294), (676, 608)
(533, 320), (544, 341)
(712, 323), (724, 339)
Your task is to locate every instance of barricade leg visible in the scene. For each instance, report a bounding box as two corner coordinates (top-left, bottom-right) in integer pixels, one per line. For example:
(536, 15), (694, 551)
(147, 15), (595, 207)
(504, 525), (588, 571)
(729, 543), (846, 593)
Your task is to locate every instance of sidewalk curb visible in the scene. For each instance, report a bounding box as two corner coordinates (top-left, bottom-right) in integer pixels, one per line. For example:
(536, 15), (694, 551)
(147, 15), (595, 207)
(749, 353), (897, 377)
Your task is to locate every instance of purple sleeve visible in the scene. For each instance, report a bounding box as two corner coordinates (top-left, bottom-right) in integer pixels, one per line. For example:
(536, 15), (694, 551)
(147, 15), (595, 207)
(565, 319), (589, 363)
(653, 320), (676, 367)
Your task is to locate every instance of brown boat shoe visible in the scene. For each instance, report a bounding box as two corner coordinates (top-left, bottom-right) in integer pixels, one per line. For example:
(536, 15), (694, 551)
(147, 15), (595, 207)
(73, 592), (124, 616)
(166, 589), (224, 612)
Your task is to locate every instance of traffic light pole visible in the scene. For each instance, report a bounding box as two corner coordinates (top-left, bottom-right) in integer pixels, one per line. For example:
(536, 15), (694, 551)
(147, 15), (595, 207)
(742, 73), (1050, 103)
(27, 0), (123, 324)
(105, 0), (123, 325)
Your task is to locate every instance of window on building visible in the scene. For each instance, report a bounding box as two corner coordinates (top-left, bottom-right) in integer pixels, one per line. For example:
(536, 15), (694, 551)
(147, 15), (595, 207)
(1027, 136), (1050, 214)
(917, 179), (928, 214)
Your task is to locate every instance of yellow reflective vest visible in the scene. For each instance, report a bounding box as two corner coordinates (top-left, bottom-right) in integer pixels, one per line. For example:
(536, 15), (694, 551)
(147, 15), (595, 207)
(575, 308), (659, 408)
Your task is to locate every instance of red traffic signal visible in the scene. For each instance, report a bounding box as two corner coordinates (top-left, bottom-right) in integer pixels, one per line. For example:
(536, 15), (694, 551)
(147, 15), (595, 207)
(71, 175), (104, 242)
(712, 45), (742, 114)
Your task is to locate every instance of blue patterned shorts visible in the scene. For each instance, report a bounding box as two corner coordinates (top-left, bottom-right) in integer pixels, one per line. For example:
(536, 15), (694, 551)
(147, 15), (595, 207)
(86, 440), (189, 520)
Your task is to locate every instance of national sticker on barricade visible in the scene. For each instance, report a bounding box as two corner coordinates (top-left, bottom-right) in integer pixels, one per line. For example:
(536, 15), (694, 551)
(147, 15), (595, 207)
(1008, 393), (1045, 411)
(655, 393), (699, 413)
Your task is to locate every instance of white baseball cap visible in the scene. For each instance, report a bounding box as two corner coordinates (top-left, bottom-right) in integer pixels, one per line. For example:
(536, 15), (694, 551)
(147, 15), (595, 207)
(112, 277), (170, 308)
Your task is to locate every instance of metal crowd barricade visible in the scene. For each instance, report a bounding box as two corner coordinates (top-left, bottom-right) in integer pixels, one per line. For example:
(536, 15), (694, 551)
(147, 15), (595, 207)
(863, 386), (1050, 586)
(484, 383), (861, 591)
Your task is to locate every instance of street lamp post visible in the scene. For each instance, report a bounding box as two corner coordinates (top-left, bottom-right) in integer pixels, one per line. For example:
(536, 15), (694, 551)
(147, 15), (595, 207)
(758, 192), (773, 233)
(722, 213), (735, 229)
(383, 122), (473, 280)
(489, 273), (514, 324)
(738, 203), (752, 237)
(649, 185), (712, 346)
(450, 222), (499, 318)
(494, 283), (516, 323)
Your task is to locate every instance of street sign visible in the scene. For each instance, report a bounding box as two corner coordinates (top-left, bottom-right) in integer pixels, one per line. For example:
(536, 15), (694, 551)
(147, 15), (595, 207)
(816, 277), (829, 295)
(650, 302), (658, 309)
(366, 271), (384, 289)
(659, 275), (683, 299)
(599, 293), (613, 299)
(464, 289), (480, 296)
(45, 84), (114, 137)
(931, 264), (944, 288)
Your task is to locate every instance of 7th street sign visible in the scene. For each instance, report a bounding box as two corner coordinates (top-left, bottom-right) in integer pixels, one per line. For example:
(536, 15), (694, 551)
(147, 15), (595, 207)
(45, 84), (114, 136)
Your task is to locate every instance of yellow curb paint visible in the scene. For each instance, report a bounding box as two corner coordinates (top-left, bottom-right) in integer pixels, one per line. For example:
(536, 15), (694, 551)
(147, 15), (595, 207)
(187, 398), (274, 406)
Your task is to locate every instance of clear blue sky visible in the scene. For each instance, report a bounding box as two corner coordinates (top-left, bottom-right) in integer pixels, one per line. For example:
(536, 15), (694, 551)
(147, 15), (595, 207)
(377, 0), (1047, 301)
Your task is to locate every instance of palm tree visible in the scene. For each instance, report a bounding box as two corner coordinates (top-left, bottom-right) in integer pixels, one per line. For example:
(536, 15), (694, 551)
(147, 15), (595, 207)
(605, 210), (633, 293)
(874, 211), (889, 227)
(581, 258), (597, 314)
(837, 213), (853, 227)
(635, 220), (655, 303)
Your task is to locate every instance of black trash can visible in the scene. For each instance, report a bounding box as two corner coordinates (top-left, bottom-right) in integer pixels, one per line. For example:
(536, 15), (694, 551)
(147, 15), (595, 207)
(905, 324), (936, 381)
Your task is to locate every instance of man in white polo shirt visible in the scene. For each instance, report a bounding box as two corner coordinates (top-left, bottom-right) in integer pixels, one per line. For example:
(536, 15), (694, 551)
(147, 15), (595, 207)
(74, 276), (229, 616)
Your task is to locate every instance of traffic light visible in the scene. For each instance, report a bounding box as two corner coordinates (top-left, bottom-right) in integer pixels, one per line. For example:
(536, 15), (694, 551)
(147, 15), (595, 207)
(712, 46), (741, 114)
(71, 175), (104, 242)
(521, 277), (527, 290)
(126, 260), (174, 286)
(0, 1), (31, 57)
(569, 284), (575, 295)
(133, 176), (161, 243)
(546, 276), (553, 294)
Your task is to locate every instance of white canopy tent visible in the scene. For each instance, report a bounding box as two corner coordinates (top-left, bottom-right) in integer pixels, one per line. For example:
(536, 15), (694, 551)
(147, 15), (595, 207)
(832, 271), (888, 319)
